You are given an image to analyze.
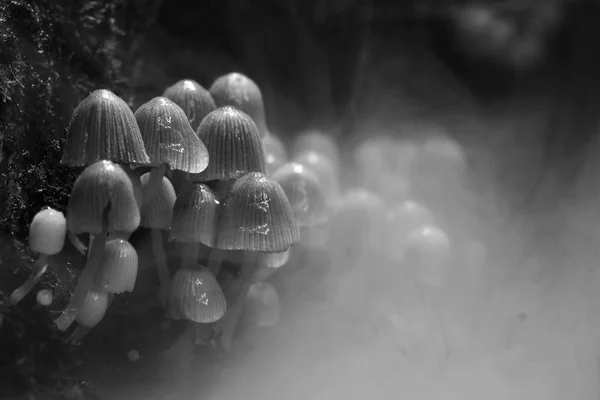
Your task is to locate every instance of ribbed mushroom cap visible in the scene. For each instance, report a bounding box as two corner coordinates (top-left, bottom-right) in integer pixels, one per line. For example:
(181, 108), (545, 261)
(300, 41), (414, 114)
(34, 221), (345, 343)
(140, 173), (176, 230)
(61, 89), (150, 167)
(217, 172), (300, 252)
(67, 160), (141, 234)
(167, 267), (227, 323)
(209, 72), (267, 138)
(169, 183), (219, 247)
(271, 162), (328, 228)
(191, 106), (264, 182)
(135, 96), (209, 174)
(163, 80), (216, 131)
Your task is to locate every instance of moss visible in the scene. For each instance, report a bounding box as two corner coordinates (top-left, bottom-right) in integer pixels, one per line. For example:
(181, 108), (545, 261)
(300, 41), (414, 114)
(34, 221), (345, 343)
(0, 0), (160, 397)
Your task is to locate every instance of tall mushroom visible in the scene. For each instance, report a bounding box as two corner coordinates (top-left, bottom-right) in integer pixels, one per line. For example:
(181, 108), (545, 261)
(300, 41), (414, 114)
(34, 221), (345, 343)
(54, 160), (141, 331)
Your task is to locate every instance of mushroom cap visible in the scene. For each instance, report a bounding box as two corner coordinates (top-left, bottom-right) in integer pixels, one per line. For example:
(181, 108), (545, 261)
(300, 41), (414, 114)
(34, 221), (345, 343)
(61, 89), (151, 167)
(262, 133), (288, 177)
(293, 150), (340, 201)
(167, 267), (227, 323)
(75, 290), (109, 328)
(271, 162), (329, 228)
(94, 238), (139, 294)
(135, 96), (209, 173)
(67, 160), (141, 235)
(29, 206), (67, 255)
(404, 224), (451, 287)
(209, 72), (267, 138)
(384, 200), (436, 262)
(291, 129), (340, 168)
(140, 173), (176, 230)
(169, 183), (219, 247)
(162, 80), (216, 131)
(191, 106), (265, 182)
(217, 172), (300, 252)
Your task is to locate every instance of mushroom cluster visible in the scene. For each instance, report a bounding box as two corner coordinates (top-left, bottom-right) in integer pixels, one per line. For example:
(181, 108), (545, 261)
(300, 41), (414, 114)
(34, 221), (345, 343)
(10, 72), (475, 375)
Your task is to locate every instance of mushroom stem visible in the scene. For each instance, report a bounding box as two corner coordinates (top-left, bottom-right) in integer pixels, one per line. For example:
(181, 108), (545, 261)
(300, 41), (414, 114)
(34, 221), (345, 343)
(142, 165), (166, 208)
(181, 242), (199, 269)
(151, 228), (171, 307)
(68, 232), (87, 255)
(10, 254), (49, 305)
(107, 231), (132, 241)
(55, 230), (108, 331)
(217, 251), (261, 351)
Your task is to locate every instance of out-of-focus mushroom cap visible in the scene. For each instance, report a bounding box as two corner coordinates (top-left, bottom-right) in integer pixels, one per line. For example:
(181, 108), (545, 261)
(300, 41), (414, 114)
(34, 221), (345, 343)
(191, 107), (265, 182)
(61, 89), (151, 167)
(163, 80), (216, 131)
(271, 162), (329, 228)
(217, 172), (300, 252)
(291, 129), (340, 168)
(135, 96), (209, 173)
(67, 160), (141, 234)
(209, 73), (267, 138)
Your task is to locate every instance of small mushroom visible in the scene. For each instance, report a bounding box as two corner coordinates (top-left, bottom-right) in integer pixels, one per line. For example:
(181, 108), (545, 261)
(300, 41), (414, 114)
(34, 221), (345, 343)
(293, 150), (340, 203)
(10, 207), (66, 305)
(94, 238), (139, 294)
(404, 225), (451, 288)
(291, 129), (340, 169)
(209, 72), (267, 138)
(262, 133), (288, 177)
(384, 200), (436, 262)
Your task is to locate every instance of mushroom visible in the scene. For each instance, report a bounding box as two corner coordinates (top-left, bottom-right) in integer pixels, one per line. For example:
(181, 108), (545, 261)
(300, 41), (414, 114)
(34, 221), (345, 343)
(54, 160), (141, 331)
(162, 79), (216, 132)
(291, 129), (340, 170)
(262, 132), (288, 177)
(135, 96), (209, 208)
(10, 206), (66, 305)
(139, 172), (177, 305)
(293, 150), (340, 203)
(384, 200), (436, 262)
(271, 162), (329, 229)
(215, 172), (300, 350)
(61, 89), (150, 167)
(209, 73), (268, 138)
(94, 238), (139, 294)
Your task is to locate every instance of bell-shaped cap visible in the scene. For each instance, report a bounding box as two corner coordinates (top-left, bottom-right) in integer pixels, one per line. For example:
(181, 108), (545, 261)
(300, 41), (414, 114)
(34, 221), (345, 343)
(163, 79), (216, 131)
(191, 106), (264, 182)
(61, 89), (150, 167)
(167, 267), (227, 323)
(217, 172), (300, 252)
(67, 160), (140, 234)
(94, 238), (139, 294)
(135, 96), (209, 174)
